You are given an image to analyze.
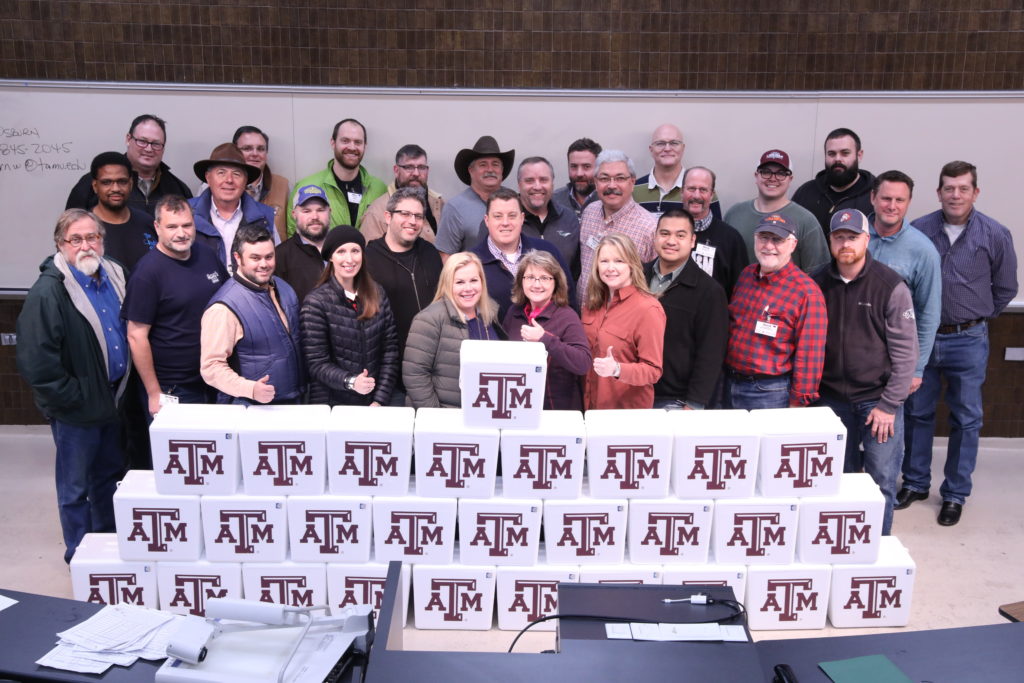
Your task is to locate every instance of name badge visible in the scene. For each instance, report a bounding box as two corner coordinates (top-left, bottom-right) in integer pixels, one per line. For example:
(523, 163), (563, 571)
(347, 191), (363, 204)
(755, 320), (778, 338)
(695, 242), (716, 259)
(586, 234), (602, 250)
(159, 393), (180, 407)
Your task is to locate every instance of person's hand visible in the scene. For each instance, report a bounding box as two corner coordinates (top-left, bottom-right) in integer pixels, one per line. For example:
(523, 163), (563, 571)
(908, 377), (923, 394)
(593, 346), (620, 378)
(252, 375), (276, 404)
(520, 318), (546, 342)
(865, 407), (896, 443)
(352, 369), (376, 395)
(147, 392), (162, 417)
(369, 401), (381, 407)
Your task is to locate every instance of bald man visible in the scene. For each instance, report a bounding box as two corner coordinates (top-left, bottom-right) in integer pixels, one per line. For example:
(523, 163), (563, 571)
(633, 123), (721, 220)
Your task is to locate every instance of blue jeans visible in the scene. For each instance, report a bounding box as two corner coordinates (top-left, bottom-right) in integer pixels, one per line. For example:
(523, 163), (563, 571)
(51, 419), (126, 563)
(724, 375), (790, 410)
(903, 322), (988, 505)
(820, 396), (903, 535)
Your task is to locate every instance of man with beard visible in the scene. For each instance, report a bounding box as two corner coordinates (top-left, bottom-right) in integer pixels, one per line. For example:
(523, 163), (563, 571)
(813, 209), (917, 536)
(576, 150), (657, 300)
(17, 209), (131, 562)
(364, 186), (443, 406)
(516, 156), (581, 279)
(680, 166), (747, 298)
(287, 118), (386, 236)
(358, 144), (445, 242)
(87, 151), (157, 271)
(793, 127), (876, 239)
(122, 196), (228, 416)
(275, 185), (332, 303)
(200, 223), (303, 405)
(634, 123), (722, 220)
(553, 137), (602, 218)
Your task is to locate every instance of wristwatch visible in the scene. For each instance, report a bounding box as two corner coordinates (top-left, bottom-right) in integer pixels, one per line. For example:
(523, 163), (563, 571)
(345, 375), (356, 391)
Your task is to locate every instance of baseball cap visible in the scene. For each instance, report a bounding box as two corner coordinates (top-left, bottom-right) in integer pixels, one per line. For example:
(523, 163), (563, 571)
(755, 213), (796, 239)
(758, 149), (792, 171)
(830, 209), (869, 234)
(293, 184), (329, 208)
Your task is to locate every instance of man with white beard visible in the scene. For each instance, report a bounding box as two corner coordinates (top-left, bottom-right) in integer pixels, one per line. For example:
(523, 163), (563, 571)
(17, 209), (131, 563)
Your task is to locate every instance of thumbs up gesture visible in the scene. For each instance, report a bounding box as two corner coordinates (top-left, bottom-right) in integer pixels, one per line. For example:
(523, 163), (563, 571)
(252, 374), (276, 404)
(593, 345), (621, 378)
(520, 317), (546, 342)
(352, 368), (376, 395)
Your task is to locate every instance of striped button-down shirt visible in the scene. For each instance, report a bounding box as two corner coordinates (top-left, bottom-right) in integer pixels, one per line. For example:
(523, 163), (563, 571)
(577, 199), (657, 301)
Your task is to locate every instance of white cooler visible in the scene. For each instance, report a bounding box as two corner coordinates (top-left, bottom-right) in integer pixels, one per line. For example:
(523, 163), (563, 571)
(752, 407), (846, 498)
(500, 410), (586, 500)
(70, 533), (158, 607)
(797, 473), (885, 565)
(238, 404), (329, 495)
(241, 561), (327, 607)
(113, 470), (203, 561)
(201, 494), (288, 563)
(585, 409), (673, 499)
(712, 497), (800, 565)
(458, 492), (542, 566)
(543, 489), (628, 565)
(327, 406), (415, 496)
(327, 562), (412, 627)
(287, 494), (372, 564)
(746, 564), (831, 631)
(627, 498), (714, 564)
(669, 409), (760, 499)
(828, 536), (915, 628)
(460, 339), (547, 429)
(414, 408), (499, 499)
(412, 557), (496, 630)
(149, 403), (245, 495)
(579, 563), (663, 584)
(661, 563), (748, 604)
(495, 557), (578, 632)
(156, 560), (242, 616)
(372, 493), (457, 565)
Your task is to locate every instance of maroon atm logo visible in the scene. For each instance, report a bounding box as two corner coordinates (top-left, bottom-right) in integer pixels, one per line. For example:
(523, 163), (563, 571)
(641, 512), (699, 556)
(339, 576), (387, 610)
(600, 445), (659, 489)
(760, 578), (818, 621)
(812, 511), (872, 555)
(556, 512), (616, 556)
(299, 509), (359, 554)
(87, 573), (144, 605)
(253, 441), (312, 486)
(259, 575), (313, 606)
(168, 574), (227, 616)
(469, 511), (528, 557)
(426, 443), (484, 488)
(727, 512), (786, 556)
(472, 372), (532, 419)
(687, 445), (746, 490)
(508, 579), (559, 623)
(773, 442), (831, 488)
(164, 440), (224, 486)
(425, 578), (483, 621)
(338, 441), (399, 487)
(215, 509), (274, 553)
(126, 507), (187, 551)
(843, 575), (902, 618)
(514, 445), (572, 489)
(384, 511), (443, 555)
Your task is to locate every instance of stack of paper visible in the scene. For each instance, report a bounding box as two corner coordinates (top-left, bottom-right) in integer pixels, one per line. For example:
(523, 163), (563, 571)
(36, 604), (183, 674)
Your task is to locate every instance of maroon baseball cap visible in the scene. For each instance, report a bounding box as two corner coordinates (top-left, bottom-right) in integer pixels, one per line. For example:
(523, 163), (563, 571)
(758, 149), (791, 171)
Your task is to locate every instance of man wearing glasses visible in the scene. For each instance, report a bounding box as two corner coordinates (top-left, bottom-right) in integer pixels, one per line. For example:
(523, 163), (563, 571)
(17, 209), (131, 563)
(634, 123), (722, 220)
(358, 144), (445, 243)
(724, 149), (829, 272)
(66, 114), (194, 214)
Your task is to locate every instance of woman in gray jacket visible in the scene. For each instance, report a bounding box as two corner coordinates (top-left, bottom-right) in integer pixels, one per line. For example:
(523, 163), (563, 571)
(402, 252), (504, 408)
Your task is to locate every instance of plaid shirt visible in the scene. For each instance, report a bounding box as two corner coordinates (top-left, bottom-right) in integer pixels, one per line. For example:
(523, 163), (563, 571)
(577, 199), (657, 301)
(726, 261), (827, 406)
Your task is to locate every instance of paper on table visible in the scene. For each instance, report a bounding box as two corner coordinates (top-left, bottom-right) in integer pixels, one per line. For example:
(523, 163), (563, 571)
(0, 593), (17, 613)
(57, 604), (173, 651)
(36, 643), (115, 675)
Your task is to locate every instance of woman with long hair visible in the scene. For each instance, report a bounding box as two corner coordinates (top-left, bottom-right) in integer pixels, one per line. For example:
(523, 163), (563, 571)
(300, 225), (398, 406)
(582, 233), (666, 409)
(403, 251), (505, 408)
(504, 250), (591, 410)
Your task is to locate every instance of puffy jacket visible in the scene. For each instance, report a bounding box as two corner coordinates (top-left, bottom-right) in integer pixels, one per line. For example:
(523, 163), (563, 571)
(300, 276), (398, 406)
(190, 190), (278, 267)
(503, 303), (590, 410)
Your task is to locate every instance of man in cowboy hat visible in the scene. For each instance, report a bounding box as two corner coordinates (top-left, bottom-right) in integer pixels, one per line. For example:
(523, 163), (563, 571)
(189, 142), (279, 272)
(435, 135), (515, 259)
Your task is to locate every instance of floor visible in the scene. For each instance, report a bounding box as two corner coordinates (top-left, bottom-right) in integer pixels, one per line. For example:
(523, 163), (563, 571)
(1, 425), (1020, 654)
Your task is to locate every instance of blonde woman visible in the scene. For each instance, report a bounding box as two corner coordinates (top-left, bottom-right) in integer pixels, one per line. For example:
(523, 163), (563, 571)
(403, 252), (505, 408)
(582, 233), (666, 409)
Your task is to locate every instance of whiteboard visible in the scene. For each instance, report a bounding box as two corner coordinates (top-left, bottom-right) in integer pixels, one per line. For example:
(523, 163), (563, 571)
(2, 81), (1021, 298)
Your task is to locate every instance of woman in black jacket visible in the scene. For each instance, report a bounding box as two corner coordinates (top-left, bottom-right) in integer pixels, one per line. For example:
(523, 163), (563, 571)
(300, 225), (398, 406)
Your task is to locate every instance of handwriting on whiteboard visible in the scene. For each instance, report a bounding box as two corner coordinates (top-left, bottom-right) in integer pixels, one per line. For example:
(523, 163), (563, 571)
(0, 126), (85, 174)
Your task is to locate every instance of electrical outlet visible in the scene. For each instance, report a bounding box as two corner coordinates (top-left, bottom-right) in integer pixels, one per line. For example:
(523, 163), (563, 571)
(0, 333), (16, 346)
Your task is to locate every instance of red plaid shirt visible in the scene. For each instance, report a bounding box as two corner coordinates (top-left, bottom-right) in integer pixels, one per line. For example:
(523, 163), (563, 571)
(726, 261), (827, 406)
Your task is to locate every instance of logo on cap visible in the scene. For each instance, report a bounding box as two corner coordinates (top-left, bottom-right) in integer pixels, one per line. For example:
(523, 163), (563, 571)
(294, 184), (328, 207)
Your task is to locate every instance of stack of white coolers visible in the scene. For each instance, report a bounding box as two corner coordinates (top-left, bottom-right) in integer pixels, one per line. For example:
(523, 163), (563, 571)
(70, 340), (915, 632)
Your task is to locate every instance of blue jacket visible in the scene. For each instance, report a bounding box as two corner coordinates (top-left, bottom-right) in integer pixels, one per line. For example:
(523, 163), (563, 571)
(189, 191), (278, 268)
(470, 233), (577, 322)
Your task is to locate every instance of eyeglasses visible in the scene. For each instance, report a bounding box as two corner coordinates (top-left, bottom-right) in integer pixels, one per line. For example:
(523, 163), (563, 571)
(651, 139), (683, 150)
(63, 233), (102, 247)
(757, 168), (792, 180)
(523, 275), (554, 284)
(129, 135), (165, 151)
(398, 164), (430, 173)
(595, 175), (632, 184)
(390, 209), (424, 221)
(238, 145), (267, 154)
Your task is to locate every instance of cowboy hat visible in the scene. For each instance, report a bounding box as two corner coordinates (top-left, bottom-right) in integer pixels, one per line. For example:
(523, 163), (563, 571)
(453, 135), (515, 186)
(193, 142), (261, 184)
